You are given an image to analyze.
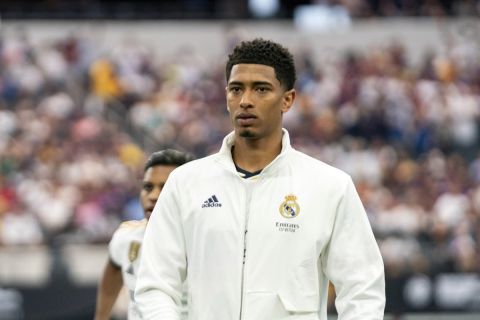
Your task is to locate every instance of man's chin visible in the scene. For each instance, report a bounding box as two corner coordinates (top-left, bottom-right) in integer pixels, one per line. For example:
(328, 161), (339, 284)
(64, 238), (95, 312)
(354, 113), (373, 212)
(238, 128), (257, 138)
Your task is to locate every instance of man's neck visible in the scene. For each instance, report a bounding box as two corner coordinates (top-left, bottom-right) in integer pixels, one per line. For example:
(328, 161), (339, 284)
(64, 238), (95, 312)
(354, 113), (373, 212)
(232, 131), (283, 173)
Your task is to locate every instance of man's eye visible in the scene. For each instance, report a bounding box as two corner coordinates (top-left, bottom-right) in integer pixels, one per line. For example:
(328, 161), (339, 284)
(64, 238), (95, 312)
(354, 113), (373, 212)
(143, 184), (153, 192)
(257, 87), (268, 92)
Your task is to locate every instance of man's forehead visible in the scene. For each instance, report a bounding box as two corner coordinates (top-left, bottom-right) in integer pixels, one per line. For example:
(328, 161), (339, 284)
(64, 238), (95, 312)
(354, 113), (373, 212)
(229, 64), (278, 83)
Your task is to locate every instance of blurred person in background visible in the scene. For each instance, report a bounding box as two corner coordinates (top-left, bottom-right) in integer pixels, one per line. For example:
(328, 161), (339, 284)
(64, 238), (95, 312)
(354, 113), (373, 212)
(94, 149), (194, 320)
(135, 38), (385, 320)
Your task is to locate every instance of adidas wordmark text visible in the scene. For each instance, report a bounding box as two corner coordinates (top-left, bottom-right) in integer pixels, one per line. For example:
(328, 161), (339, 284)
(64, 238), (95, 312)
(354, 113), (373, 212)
(202, 195), (222, 208)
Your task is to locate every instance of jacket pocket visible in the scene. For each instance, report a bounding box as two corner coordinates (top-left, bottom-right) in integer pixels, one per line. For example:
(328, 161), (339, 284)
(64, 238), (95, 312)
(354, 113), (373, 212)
(243, 292), (289, 319)
(244, 291), (319, 320)
(277, 291), (319, 314)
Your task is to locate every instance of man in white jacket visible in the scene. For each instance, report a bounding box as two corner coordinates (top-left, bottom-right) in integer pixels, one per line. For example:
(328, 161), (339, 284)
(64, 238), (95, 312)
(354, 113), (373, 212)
(135, 38), (385, 320)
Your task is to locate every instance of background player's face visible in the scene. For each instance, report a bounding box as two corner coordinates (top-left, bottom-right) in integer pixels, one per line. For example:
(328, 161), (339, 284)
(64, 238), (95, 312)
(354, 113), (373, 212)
(226, 64), (294, 139)
(140, 165), (177, 220)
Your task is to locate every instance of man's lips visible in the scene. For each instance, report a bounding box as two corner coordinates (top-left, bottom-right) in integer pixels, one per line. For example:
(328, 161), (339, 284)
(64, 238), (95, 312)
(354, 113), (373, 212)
(236, 113), (257, 126)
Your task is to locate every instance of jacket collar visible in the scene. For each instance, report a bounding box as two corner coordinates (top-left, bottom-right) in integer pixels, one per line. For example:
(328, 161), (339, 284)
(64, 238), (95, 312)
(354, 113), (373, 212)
(215, 128), (292, 176)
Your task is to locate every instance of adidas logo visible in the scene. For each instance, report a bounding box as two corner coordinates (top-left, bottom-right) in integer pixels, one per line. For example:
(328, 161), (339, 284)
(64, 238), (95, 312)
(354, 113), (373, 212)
(202, 195), (222, 208)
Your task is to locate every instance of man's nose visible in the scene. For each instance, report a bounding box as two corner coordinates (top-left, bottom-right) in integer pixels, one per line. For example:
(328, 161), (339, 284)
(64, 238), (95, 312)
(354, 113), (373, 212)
(239, 90), (254, 108)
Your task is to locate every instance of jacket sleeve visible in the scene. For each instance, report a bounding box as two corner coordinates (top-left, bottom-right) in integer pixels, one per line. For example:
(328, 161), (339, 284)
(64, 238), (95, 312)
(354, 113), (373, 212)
(134, 173), (186, 320)
(321, 177), (385, 319)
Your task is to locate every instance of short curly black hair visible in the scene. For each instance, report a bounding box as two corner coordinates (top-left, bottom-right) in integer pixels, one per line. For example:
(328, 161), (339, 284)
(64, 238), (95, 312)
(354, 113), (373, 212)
(144, 149), (195, 172)
(226, 38), (296, 90)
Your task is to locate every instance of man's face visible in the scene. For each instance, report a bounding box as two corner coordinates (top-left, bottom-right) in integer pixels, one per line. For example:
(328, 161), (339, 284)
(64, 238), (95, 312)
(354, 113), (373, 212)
(226, 64), (295, 139)
(140, 165), (177, 220)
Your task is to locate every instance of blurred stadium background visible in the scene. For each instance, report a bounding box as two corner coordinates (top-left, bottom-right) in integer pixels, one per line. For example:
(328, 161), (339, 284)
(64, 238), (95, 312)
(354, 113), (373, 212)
(0, 0), (480, 319)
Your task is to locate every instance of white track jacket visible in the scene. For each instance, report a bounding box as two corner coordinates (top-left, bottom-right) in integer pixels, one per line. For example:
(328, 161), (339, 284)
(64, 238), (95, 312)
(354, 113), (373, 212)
(135, 129), (385, 320)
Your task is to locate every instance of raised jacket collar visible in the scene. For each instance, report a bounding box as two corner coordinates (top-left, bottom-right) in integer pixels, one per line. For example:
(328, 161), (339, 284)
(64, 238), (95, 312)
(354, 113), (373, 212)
(215, 128), (293, 177)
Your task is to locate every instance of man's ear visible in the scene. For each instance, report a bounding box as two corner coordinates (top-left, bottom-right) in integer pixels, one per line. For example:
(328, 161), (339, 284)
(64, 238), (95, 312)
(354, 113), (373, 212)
(281, 89), (296, 114)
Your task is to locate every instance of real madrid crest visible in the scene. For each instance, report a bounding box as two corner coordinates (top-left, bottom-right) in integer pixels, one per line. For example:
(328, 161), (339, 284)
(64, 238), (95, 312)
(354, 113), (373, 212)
(128, 241), (141, 262)
(279, 194), (300, 218)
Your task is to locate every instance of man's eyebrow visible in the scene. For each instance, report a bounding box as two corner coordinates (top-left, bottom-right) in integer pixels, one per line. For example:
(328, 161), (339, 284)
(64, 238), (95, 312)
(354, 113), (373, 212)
(227, 81), (273, 86)
(227, 81), (243, 87)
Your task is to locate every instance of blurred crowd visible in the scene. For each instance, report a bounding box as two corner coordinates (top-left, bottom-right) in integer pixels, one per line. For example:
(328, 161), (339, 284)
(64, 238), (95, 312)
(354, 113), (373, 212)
(0, 32), (148, 246)
(1, 0), (479, 19)
(339, 0), (480, 17)
(0, 23), (479, 282)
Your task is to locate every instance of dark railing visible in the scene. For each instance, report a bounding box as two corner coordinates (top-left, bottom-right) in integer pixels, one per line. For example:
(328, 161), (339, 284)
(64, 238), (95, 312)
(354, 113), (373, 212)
(104, 98), (161, 153)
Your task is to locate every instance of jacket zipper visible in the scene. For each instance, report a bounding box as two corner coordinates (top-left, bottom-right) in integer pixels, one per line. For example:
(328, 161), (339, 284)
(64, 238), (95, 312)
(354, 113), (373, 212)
(239, 180), (255, 320)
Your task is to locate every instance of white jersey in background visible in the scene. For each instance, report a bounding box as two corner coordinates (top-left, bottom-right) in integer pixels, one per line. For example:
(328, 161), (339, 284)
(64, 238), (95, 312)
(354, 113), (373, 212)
(109, 219), (188, 320)
(109, 219), (147, 320)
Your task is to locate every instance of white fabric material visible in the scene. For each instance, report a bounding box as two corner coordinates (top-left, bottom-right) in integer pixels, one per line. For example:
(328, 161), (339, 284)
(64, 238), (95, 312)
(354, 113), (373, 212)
(109, 220), (147, 320)
(135, 129), (385, 320)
